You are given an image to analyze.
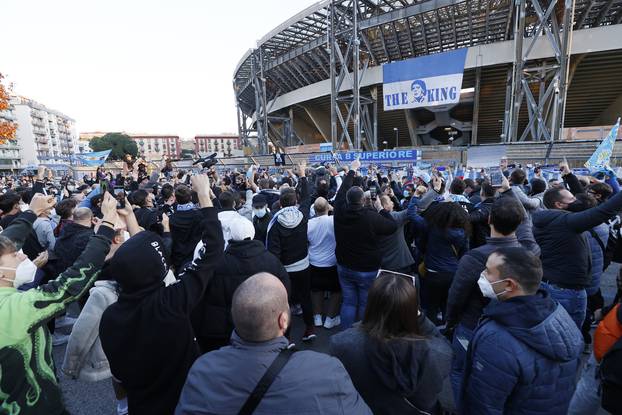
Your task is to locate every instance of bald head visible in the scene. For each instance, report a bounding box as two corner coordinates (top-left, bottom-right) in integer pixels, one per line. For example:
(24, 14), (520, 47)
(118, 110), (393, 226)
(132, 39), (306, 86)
(314, 197), (330, 216)
(73, 207), (93, 226)
(232, 273), (290, 342)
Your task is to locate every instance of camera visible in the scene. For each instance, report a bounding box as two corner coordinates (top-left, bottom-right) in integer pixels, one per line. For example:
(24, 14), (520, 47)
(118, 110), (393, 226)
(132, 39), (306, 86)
(193, 153), (218, 169)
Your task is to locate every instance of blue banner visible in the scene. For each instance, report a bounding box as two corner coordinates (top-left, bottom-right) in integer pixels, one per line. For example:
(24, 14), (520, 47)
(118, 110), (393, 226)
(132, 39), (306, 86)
(585, 118), (620, 170)
(308, 150), (421, 164)
(74, 150), (112, 166)
(383, 49), (467, 110)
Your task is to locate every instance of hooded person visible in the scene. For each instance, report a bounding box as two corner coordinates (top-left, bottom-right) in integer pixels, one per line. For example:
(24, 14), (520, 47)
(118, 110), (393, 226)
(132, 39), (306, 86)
(266, 163), (316, 341)
(99, 174), (224, 415)
(191, 215), (290, 352)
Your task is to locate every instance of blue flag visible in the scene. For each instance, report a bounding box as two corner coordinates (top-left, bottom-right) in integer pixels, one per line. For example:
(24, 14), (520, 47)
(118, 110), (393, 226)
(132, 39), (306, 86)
(74, 150), (112, 167)
(585, 118), (620, 170)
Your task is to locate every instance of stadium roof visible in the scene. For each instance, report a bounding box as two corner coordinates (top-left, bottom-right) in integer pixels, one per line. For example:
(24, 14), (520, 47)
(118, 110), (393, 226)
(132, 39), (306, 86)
(234, 0), (622, 117)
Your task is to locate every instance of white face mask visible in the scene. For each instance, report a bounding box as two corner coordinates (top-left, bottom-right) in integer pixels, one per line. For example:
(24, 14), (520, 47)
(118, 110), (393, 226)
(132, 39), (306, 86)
(1, 259), (38, 289)
(253, 207), (267, 218)
(67, 185), (76, 192)
(478, 272), (508, 300)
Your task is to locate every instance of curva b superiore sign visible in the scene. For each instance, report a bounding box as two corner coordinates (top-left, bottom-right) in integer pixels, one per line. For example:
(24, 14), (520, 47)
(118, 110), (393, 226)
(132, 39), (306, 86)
(382, 49), (468, 110)
(309, 149), (421, 164)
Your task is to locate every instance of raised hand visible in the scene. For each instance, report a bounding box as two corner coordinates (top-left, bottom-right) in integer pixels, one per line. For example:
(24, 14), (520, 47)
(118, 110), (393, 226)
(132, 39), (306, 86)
(28, 193), (56, 217)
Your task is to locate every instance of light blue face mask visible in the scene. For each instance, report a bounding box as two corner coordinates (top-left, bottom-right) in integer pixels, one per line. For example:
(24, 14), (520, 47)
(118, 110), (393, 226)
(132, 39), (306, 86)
(403, 190), (410, 198)
(253, 207), (267, 218)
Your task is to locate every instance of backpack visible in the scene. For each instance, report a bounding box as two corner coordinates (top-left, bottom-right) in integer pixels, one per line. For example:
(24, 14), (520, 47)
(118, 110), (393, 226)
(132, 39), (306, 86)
(600, 308), (622, 413)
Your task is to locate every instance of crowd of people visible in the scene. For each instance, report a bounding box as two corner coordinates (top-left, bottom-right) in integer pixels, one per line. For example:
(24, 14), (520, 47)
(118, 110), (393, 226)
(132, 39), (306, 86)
(1, 156), (622, 415)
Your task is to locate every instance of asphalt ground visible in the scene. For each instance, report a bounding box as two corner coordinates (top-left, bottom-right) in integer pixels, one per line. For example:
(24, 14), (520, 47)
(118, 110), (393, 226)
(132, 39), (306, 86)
(53, 264), (620, 415)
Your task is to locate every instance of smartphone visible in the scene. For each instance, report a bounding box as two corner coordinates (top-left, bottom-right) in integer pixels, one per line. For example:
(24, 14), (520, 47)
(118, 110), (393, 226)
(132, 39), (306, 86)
(113, 187), (126, 209)
(370, 187), (377, 199)
(100, 179), (109, 194)
(490, 168), (504, 187)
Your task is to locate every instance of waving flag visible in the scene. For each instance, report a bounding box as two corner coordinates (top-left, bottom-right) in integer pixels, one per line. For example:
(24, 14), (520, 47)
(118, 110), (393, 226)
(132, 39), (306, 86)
(74, 150), (112, 167)
(585, 118), (620, 170)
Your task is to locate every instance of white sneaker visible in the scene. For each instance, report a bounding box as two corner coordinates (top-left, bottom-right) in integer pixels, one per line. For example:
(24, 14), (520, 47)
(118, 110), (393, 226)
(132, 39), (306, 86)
(314, 314), (323, 327)
(52, 333), (69, 346)
(55, 316), (77, 329)
(324, 316), (341, 329)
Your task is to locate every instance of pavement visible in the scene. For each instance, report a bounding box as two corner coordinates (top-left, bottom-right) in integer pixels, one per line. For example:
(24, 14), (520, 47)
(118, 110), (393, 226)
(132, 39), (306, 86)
(53, 264), (620, 415)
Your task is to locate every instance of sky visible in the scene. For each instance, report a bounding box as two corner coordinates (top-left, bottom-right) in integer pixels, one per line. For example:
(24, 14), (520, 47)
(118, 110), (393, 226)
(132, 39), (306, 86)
(2, 0), (316, 139)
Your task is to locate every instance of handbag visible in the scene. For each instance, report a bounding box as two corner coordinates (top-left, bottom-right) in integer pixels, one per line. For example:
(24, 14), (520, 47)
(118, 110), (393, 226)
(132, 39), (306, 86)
(238, 347), (295, 415)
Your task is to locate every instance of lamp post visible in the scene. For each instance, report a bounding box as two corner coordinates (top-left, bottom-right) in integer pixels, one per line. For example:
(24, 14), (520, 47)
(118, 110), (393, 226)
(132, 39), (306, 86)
(382, 140), (388, 150)
(393, 127), (398, 149)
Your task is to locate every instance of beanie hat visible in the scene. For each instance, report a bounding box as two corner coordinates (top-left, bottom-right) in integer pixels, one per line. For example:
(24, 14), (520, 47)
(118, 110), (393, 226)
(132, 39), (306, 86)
(108, 231), (169, 294)
(227, 216), (255, 241)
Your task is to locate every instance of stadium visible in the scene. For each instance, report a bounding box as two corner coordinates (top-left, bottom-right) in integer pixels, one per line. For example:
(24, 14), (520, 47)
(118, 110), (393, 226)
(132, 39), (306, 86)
(233, 0), (622, 165)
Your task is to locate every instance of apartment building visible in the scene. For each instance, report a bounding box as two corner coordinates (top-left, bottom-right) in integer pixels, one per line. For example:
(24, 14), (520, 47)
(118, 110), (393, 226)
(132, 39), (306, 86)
(0, 102), (21, 171)
(11, 96), (78, 166)
(194, 135), (242, 158)
(131, 135), (181, 161)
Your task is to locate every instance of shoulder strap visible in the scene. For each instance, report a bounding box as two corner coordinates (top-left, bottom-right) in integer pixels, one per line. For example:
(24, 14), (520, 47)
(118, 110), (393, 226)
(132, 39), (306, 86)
(589, 229), (606, 256)
(238, 347), (295, 415)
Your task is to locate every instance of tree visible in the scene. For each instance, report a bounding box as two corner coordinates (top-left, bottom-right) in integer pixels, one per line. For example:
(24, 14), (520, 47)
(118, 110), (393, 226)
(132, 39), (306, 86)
(90, 133), (138, 160)
(0, 73), (17, 144)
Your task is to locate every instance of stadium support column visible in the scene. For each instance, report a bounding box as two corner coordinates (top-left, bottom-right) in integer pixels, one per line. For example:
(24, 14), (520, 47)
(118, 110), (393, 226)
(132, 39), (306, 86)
(471, 65), (482, 146)
(251, 51), (268, 154)
(506, 0), (575, 142)
(329, 0), (369, 151)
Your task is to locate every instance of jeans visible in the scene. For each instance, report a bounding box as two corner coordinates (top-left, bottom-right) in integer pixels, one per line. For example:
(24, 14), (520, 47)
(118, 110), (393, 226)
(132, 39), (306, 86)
(567, 354), (601, 415)
(420, 271), (454, 325)
(337, 264), (377, 329)
(541, 282), (587, 329)
(450, 323), (474, 410)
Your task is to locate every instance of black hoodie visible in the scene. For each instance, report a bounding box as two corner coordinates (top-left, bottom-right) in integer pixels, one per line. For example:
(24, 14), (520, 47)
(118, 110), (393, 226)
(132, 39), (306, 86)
(99, 208), (223, 415)
(170, 208), (206, 271)
(53, 222), (93, 274)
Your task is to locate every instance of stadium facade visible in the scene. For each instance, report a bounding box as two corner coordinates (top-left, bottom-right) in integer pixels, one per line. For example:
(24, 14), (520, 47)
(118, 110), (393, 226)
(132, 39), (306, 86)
(233, 0), (622, 155)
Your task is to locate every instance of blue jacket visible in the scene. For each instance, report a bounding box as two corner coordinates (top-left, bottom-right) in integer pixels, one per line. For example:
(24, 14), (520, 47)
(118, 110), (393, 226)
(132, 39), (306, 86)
(461, 290), (583, 414)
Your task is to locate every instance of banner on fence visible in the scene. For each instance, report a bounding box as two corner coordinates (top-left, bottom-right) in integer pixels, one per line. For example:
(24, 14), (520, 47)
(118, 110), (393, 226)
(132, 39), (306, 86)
(308, 150), (421, 164)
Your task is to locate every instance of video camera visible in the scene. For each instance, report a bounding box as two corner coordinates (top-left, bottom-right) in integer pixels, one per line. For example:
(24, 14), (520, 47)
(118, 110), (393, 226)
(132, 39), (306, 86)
(193, 153), (218, 169)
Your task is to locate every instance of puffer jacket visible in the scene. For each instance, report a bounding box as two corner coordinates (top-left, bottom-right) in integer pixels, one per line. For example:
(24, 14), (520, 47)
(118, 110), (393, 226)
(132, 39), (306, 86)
(62, 280), (119, 382)
(462, 290), (583, 415)
(191, 240), (290, 349)
(586, 223), (609, 296)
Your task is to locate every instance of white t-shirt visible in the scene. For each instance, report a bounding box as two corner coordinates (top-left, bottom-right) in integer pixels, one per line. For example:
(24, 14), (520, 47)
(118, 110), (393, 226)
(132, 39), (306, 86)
(307, 215), (336, 268)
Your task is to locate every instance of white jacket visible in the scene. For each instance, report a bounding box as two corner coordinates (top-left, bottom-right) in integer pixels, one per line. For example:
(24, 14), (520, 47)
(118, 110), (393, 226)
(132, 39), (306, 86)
(62, 281), (119, 382)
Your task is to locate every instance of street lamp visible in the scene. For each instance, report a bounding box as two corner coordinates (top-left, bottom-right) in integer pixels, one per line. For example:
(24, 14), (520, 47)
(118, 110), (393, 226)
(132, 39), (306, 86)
(393, 127), (398, 149)
(382, 140), (388, 150)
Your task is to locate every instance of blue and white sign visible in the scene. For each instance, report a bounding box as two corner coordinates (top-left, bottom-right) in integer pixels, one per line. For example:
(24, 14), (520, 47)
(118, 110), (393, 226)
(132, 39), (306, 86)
(73, 150), (112, 167)
(309, 149), (421, 164)
(382, 49), (468, 110)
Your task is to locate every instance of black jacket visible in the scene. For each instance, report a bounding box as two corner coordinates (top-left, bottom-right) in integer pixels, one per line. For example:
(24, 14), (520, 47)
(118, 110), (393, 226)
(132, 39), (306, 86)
(191, 239), (289, 348)
(170, 208), (206, 272)
(252, 213), (272, 243)
(469, 198), (494, 248)
(267, 177), (312, 269)
(533, 189), (622, 288)
(334, 171), (397, 271)
(99, 208), (224, 415)
(53, 222), (93, 274)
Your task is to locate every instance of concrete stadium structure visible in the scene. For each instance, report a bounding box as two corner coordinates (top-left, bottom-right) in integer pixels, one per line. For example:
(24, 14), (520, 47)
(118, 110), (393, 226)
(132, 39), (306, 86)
(233, 0), (622, 154)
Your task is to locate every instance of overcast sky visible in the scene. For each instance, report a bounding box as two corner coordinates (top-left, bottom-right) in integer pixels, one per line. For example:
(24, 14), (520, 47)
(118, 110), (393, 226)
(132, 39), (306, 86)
(2, 0), (315, 139)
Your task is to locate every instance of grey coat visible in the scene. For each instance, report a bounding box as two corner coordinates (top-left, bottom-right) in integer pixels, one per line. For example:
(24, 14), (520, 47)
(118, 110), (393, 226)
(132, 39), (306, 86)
(379, 209), (415, 271)
(62, 280), (119, 382)
(175, 333), (372, 415)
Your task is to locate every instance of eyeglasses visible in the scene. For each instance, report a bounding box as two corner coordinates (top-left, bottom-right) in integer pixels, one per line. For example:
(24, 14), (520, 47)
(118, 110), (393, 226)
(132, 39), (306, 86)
(376, 269), (416, 287)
